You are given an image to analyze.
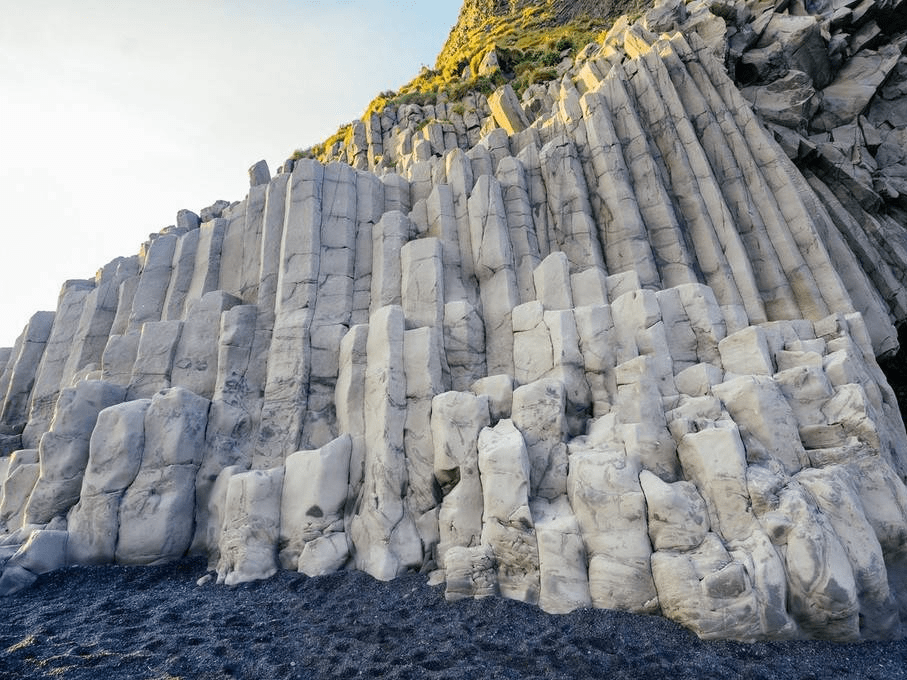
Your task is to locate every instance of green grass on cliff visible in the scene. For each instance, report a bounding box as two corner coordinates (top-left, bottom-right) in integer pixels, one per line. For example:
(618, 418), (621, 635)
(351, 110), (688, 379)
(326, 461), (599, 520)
(293, 6), (618, 162)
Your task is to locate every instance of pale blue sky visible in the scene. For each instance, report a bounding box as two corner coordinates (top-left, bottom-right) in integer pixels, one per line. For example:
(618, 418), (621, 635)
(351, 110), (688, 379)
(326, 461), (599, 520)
(0, 0), (461, 347)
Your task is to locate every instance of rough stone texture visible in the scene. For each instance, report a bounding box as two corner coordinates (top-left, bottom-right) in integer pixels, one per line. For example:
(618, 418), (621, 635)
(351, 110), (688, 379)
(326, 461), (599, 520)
(215, 466), (284, 586)
(478, 419), (540, 604)
(349, 306), (422, 580)
(1, 8), (907, 644)
(67, 399), (151, 565)
(23, 381), (126, 526)
(115, 388), (210, 565)
(278, 435), (351, 573)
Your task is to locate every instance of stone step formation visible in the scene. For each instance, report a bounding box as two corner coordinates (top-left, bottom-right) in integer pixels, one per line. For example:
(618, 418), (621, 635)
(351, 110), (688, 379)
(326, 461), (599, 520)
(2, 0), (907, 643)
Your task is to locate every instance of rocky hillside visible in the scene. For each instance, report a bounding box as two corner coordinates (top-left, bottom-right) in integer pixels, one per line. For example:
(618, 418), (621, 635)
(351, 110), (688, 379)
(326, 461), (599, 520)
(1, 0), (907, 644)
(436, 0), (631, 68)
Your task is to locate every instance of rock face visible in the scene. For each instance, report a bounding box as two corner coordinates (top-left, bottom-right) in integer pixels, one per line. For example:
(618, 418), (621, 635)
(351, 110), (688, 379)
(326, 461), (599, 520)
(2, 0), (907, 643)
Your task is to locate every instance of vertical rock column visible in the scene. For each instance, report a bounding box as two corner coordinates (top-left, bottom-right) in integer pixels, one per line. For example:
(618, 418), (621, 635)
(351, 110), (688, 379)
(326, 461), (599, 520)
(477, 419), (540, 605)
(170, 291), (240, 398)
(239, 166), (270, 303)
(0, 311), (55, 450)
(370, 211), (410, 314)
(67, 399), (151, 564)
(335, 324), (368, 507)
(574, 304), (618, 417)
(445, 148), (479, 303)
(517, 141), (555, 260)
(215, 466), (284, 586)
(351, 172), (384, 326)
(530, 495), (592, 615)
(216, 199), (249, 297)
(579, 89), (659, 288)
(302, 162), (358, 449)
(21, 280), (95, 449)
(65, 257), (140, 381)
(496, 157), (542, 304)
(686, 34), (869, 341)
(253, 160), (324, 468)
(567, 444), (659, 613)
(184, 218), (227, 309)
(431, 391), (490, 569)
(116, 387), (210, 565)
(349, 305), (421, 580)
(279, 435), (352, 576)
(0, 449), (40, 532)
(427, 184), (468, 304)
(161, 229), (200, 321)
(126, 320), (183, 400)
(622, 55), (752, 330)
(403, 326), (447, 565)
(467, 175), (519, 377)
(22, 380), (126, 525)
(191, 304), (261, 554)
(660, 39), (814, 322)
(127, 233), (179, 332)
(600, 67), (698, 289)
(538, 135), (606, 275)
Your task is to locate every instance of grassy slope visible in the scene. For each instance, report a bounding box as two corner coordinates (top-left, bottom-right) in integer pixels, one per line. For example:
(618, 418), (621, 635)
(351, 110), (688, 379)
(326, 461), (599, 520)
(294, 0), (638, 161)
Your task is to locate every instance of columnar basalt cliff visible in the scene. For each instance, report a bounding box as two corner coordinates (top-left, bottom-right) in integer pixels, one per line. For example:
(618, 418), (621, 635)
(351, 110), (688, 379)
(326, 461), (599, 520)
(2, 0), (907, 642)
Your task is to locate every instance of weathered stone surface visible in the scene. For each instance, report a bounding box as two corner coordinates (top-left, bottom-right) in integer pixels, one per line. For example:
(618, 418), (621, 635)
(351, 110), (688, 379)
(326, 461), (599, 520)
(0, 450), (39, 533)
(216, 467), (284, 586)
(511, 379), (568, 500)
(349, 306), (422, 580)
(741, 70), (819, 129)
(23, 381), (126, 525)
(248, 160), (271, 187)
(712, 376), (808, 474)
(0, 311), (55, 438)
(567, 445), (658, 613)
(814, 45), (904, 131)
(755, 14), (831, 89)
(478, 419), (539, 604)
(639, 470), (709, 551)
(530, 495), (591, 614)
(1, 12), (907, 645)
(279, 435), (351, 572)
(432, 391), (490, 568)
(7, 530), (68, 576)
(488, 84), (530, 134)
(22, 280), (94, 449)
(444, 300), (486, 391)
(444, 544), (498, 601)
(115, 388), (210, 565)
(169, 292), (240, 398)
(66, 399), (150, 564)
(127, 320), (183, 400)
(129, 234), (178, 330)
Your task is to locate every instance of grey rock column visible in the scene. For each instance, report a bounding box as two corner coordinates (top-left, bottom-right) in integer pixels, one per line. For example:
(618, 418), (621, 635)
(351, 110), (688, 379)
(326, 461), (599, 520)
(349, 305), (422, 580)
(0, 311), (55, 440)
(253, 159), (324, 468)
(21, 281), (94, 448)
(468, 175), (519, 377)
(161, 230), (199, 321)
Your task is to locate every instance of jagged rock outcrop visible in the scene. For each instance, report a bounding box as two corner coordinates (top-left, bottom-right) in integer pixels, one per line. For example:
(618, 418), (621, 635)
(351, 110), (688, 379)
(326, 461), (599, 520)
(1, 0), (907, 642)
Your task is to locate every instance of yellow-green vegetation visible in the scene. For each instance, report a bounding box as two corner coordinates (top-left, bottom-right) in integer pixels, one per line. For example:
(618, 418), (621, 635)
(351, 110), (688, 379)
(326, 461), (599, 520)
(292, 122), (353, 162)
(379, 8), (612, 107)
(293, 1), (626, 163)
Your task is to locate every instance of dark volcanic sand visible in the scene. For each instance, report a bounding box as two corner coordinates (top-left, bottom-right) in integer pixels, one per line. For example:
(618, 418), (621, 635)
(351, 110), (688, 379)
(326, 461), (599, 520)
(0, 558), (905, 679)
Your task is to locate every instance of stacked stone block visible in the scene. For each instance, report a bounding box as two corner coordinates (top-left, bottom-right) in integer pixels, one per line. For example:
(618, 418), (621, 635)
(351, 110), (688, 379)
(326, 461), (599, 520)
(0, 30), (905, 644)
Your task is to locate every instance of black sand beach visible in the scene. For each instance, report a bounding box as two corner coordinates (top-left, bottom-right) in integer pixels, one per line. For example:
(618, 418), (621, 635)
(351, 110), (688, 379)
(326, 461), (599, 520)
(1, 557), (905, 679)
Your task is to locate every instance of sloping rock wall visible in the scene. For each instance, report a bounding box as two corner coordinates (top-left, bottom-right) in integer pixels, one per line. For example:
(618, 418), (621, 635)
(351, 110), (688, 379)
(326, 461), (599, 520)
(0, 14), (906, 642)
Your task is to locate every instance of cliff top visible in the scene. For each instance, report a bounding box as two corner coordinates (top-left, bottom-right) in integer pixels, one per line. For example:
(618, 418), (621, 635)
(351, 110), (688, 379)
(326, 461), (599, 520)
(436, 0), (636, 70)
